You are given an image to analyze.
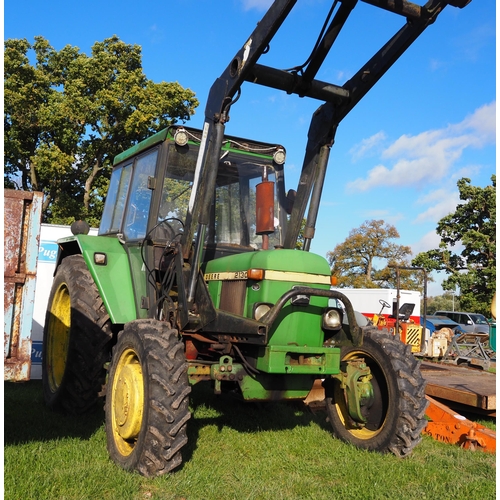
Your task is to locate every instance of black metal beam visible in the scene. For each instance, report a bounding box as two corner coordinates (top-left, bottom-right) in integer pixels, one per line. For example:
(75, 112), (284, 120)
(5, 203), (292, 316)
(336, 1), (445, 124)
(361, 0), (427, 20)
(245, 63), (349, 103)
(205, 0), (298, 123)
(301, 0), (357, 83)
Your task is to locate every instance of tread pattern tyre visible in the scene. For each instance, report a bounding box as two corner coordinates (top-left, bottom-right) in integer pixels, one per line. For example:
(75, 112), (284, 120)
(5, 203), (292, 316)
(325, 328), (428, 457)
(105, 319), (191, 477)
(42, 255), (113, 414)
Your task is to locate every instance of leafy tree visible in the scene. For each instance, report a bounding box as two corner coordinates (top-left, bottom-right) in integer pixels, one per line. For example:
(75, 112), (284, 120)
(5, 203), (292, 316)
(295, 218), (306, 250)
(4, 35), (199, 226)
(327, 219), (424, 290)
(412, 176), (496, 316)
(425, 292), (460, 315)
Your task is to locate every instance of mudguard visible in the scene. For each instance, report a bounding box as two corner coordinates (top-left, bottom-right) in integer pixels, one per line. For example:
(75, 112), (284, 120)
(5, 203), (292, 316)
(55, 235), (137, 324)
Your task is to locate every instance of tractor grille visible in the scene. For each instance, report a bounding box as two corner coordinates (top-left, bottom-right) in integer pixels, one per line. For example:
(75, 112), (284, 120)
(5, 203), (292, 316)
(219, 280), (246, 316)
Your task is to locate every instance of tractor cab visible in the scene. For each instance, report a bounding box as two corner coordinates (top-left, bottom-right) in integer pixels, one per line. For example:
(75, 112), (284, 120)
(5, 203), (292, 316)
(98, 126), (295, 322)
(99, 126), (288, 259)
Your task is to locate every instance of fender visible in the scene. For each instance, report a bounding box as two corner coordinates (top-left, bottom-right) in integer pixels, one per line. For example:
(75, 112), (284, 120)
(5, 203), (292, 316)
(55, 234), (137, 324)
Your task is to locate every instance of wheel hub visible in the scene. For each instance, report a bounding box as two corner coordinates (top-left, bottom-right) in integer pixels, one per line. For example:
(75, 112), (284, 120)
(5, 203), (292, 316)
(112, 351), (144, 443)
(47, 284), (71, 391)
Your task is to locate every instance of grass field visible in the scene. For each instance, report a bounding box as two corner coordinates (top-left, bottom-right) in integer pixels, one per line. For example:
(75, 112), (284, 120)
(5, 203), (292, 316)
(4, 380), (496, 500)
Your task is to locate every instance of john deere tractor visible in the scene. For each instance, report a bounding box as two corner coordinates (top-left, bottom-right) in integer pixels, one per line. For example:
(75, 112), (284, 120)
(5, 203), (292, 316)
(42, 0), (471, 477)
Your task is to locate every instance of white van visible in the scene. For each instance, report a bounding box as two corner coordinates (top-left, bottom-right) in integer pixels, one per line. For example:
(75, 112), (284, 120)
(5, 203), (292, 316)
(435, 311), (490, 334)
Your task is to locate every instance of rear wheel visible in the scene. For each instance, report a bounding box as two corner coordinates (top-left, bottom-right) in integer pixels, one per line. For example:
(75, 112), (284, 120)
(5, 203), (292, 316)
(42, 255), (112, 414)
(105, 319), (191, 477)
(325, 328), (428, 457)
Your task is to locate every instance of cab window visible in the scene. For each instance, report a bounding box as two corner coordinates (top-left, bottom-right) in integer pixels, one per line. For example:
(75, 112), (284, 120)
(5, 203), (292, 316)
(99, 163), (133, 234)
(123, 150), (159, 240)
(99, 149), (159, 238)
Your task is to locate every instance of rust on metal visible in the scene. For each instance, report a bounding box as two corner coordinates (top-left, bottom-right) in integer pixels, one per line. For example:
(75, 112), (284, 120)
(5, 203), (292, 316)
(4, 189), (43, 382)
(303, 378), (325, 413)
(424, 396), (496, 453)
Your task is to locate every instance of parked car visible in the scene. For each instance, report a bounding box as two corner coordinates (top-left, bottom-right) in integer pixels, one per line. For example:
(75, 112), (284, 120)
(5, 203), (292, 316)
(435, 311), (490, 334)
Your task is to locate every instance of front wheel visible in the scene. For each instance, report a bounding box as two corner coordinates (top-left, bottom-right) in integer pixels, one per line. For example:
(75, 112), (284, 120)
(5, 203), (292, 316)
(105, 319), (191, 477)
(325, 328), (428, 457)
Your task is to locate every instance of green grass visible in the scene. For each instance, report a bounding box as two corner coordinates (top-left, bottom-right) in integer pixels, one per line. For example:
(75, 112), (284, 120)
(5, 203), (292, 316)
(4, 381), (496, 500)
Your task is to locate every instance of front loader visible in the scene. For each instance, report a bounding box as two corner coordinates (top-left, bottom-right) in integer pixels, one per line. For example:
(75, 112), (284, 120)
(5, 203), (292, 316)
(42, 0), (472, 476)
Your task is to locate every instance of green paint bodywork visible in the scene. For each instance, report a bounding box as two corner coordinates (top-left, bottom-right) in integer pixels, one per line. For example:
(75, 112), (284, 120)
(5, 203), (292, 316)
(204, 249), (341, 384)
(57, 235), (138, 324)
(188, 356), (320, 400)
(113, 129), (169, 165)
(255, 344), (339, 374)
(237, 371), (317, 400)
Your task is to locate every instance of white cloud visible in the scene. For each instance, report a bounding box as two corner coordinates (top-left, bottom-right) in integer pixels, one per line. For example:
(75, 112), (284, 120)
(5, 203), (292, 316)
(429, 58), (447, 72)
(148, 24), (165, 44)
(410, 229), (441, 256)
(413, 192), (460, 224)
(411, 188), (461, 224)
(360, 209), (404, 226)
(349, 131), (387, 162)
(410, 231), (448, 296)
(241, 0), (273, 11)
(346, 101), (496, 192)
(362, 208), (390, 218)
(455, 102), (496, 143)
(415, 189), (449, 205)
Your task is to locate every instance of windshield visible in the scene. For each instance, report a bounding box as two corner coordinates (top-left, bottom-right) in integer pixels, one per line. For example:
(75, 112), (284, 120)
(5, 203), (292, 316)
(100, 138), (286, 248)
(469, 314), (488, 324)
(158, 143), (284, 249)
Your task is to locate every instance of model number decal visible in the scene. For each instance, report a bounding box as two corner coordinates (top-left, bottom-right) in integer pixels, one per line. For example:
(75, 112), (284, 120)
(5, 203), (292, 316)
(204, 271), (248, 281)
(204, 270), (330, 284)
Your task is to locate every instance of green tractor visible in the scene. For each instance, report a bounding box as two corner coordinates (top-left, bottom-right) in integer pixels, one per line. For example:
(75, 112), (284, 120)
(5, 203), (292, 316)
(42, 0), (470, 477)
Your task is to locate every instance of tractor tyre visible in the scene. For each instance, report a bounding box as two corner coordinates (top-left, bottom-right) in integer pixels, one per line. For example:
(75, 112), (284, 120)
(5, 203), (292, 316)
(42, 255), (112, 414)
(105, 319), (191, 477)
(325, 328), (428, 457)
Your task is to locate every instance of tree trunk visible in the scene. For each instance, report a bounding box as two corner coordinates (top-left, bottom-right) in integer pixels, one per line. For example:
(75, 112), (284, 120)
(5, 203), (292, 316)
(83, 159), (101, 212)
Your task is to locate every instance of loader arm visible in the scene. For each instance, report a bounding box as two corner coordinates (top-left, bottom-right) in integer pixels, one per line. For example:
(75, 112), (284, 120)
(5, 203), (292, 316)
(183, 0), (471, 305)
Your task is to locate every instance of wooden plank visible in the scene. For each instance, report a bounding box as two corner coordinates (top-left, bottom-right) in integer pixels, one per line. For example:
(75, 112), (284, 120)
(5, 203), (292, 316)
(420, 361), (496, 411)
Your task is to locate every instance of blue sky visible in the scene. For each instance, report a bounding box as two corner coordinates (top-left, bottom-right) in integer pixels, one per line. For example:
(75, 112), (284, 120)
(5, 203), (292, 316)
(5, 0), (496, 295)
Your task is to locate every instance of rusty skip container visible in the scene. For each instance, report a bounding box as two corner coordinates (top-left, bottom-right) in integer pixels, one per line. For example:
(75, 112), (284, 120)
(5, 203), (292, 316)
(4, 189), (43, 381)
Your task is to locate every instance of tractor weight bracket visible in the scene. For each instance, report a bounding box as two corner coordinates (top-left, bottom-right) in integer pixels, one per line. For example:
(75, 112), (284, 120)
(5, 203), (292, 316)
(210, 356), (246, 394)
(333, 359), (374, 425)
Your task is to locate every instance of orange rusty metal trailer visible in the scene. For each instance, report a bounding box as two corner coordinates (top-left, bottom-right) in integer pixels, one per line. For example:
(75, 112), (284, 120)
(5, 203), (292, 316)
(424, 395), (495, 453)
(4, 189), (43, 382)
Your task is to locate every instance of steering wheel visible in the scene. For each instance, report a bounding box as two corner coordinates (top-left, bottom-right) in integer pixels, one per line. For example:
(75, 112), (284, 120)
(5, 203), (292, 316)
(379, 299), (390, 310)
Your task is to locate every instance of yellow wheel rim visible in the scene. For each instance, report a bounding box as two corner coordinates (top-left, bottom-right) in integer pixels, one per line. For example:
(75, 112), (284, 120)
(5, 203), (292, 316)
(333, 351), (386, 440)
(111, 347), (145, 456)
(46, 283), (71, 392)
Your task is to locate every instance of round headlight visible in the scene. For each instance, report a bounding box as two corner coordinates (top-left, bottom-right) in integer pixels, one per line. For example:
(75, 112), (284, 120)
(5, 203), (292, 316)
(323, 309), (342, 330)
(254, 303), (272, 321)
(273, 147), (286, 165)
(174, 128), (189, 146)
